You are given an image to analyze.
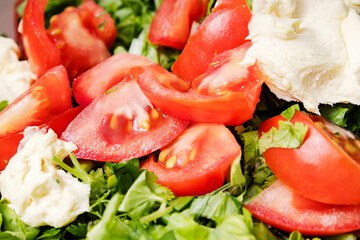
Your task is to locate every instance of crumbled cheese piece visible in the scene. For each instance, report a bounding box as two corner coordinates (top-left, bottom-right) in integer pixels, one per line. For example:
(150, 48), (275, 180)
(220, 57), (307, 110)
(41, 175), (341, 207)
(0, 127), (90, 228)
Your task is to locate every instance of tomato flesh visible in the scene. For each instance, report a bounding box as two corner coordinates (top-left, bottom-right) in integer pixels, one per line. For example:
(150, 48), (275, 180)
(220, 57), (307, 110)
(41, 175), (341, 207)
(259, 111), (360, 205)
(141, 123), (241, 196)
(62, 78), (188, 162)
(148, 0), (208, 49)
(0, 65), (72, 138)
(74, 54), (158, 106)
(136, 43), (264, 125)
(171, 0), (251, 83)
(47, 5), (112, 79)
(245, 180), (360, 236)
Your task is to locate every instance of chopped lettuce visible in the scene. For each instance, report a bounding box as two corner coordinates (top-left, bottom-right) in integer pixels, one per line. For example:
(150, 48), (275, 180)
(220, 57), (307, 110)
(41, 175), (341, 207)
(258, 121), (308, 154)
(281, 104), (300, 121)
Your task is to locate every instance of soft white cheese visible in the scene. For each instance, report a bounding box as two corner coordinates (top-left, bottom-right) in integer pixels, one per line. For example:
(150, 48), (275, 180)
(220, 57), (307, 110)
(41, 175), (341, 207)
(0, 37), (35, 104)
(244, 0), (360, 113)
(0, 127), (90, 228)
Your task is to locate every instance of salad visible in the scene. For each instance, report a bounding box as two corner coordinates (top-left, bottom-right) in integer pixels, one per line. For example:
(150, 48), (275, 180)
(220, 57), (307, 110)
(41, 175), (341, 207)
(1, 0), (360, 239)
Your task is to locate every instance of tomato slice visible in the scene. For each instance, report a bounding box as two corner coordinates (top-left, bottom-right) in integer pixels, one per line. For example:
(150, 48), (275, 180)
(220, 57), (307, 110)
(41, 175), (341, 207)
(148, 0), (208, 49)
(77, 1), (117, 48)
(245, 180), (360, 236)
(47, 5), (112, 79)
(171, 0), (251, 83)
(73, 53), (157, 107)
(141, 123), (241, 196)
(259, 111), (360, 205)
(22, 0), (61, 77)
(0, 106), (82, 171)
(62, 77), (188, 162)
(0, 65), (72, 138)
(136, 43), (264, 125)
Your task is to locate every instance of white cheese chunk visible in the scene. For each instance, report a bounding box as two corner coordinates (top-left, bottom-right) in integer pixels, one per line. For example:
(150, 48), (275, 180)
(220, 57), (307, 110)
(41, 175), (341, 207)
(0, 127), (90, 228)
(0, 37), (35, 104)
(244, 0), (360, 113)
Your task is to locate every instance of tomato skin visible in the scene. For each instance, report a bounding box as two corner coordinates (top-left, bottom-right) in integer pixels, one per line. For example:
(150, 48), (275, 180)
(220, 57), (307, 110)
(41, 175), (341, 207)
(141, 123), (241, 196)
(22, 0), (61, 77)
(73, 53), (190, 107)
(148, 0), (208, 49)
(47, 6), (111, 79)
(0, 106), (82, 171)
(73, 53), (156, 107)
(136, 44), (264, 126)
(259, 111), (360, 205)
(245, 180), (360, 235)
(62, 78), (189, 162)
(171, 0), (251, 83)
(0, 65), (72, 138)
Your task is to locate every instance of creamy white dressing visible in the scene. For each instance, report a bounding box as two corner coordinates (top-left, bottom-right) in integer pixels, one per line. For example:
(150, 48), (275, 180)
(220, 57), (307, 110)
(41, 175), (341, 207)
(0, 36), (35, 104)
(243, 0), (360, 113)
(0, 127), (90, 228)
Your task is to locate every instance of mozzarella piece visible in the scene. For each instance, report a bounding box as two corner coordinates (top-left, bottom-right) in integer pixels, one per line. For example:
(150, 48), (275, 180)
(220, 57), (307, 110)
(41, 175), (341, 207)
(0, 127), (90, 228)
(244, 0), (360, 113)
(0, 37), (35, 104)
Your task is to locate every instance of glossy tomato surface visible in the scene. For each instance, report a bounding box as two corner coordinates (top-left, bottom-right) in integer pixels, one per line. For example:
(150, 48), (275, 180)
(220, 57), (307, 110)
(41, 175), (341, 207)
(73, 53), (159, 107)
(245, 180), (360, 236)
(171, 0), (251, 83)
(47, 3), (113, 79)
(141, 123), (241, 196)
(137, 43), (264, 125)
(148, 0), (208, 49)
(259, 111), (360, 205)
(62, 78), (188, 162)
(22, 0), (61, 77)
(0, 65), (72, 138)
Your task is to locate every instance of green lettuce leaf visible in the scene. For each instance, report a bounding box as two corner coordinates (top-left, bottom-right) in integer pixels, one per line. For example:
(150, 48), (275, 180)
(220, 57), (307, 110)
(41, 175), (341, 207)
(258, 121), (308, 154)
(239, 131), (277, 204)
(87, 193), (151, 240)
(119, 171), (174, 224)
(281, 104), (300, 121)
(0, 200), (40, 240)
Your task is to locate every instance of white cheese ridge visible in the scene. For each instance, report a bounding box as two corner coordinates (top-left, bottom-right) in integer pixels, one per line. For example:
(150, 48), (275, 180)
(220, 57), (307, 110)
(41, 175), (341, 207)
(0, 127), (90, 228)
(0, 37), (35, 103)
(243, 0), (360, 114)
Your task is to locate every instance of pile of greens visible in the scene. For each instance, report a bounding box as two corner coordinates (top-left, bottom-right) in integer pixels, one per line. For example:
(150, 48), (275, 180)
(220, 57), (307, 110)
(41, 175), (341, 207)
(7, 0), (360, 239)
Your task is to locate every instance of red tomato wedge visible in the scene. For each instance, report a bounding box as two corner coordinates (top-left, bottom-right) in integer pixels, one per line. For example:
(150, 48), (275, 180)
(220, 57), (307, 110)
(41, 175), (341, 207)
(136, 43), (264, 125)
(73, 53), (158, 107)
(22, 0), (61, 77)
(148, 0), (208, 49)
(62, 78), (188, 162)
(259, 111), (360, 205)
(171, 0), (251, 83)
(47, 4), (112, 79)
(0, 65), (72, 138)
(0, 106), (82, 171)
(77, 1), (117, 48)
(141, 123), (241, 196)
(245, 180), (360, 236)
(73, 53), (190, 107)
